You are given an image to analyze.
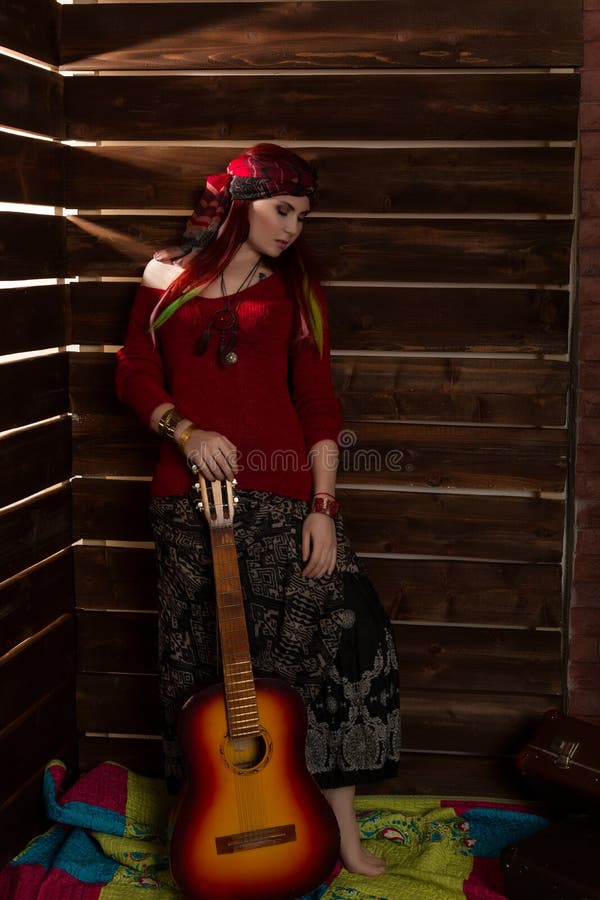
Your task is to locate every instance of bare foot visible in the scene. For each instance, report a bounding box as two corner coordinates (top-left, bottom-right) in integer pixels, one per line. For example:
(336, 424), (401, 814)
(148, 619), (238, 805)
(342, 844), (386, 876)
(322, 785), (386, 877)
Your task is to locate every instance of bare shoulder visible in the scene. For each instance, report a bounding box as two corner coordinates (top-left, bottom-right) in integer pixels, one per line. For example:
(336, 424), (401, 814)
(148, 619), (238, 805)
(142, 258), (182, 291)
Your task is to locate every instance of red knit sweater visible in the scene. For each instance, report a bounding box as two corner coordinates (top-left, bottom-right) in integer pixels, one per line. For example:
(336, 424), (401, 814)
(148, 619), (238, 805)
(115, 273), (344, 500)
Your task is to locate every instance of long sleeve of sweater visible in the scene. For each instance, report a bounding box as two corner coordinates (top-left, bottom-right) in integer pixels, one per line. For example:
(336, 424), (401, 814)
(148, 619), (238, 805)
(289, 285), (344, 451)
(115, 284), (173, 427)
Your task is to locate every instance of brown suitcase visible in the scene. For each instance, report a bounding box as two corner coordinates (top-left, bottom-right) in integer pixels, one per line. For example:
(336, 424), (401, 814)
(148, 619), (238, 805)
(516, 709), (600, 809)
(501, 815), (600, 899)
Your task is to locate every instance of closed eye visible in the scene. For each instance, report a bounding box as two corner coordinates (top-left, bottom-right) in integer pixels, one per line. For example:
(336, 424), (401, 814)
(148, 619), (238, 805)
(277, 204), (309, 223)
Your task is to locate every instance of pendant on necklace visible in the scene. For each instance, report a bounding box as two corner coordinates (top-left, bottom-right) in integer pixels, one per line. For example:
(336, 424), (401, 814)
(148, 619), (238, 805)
(217, 330), (239, 366)
(194, 259), (264, 364)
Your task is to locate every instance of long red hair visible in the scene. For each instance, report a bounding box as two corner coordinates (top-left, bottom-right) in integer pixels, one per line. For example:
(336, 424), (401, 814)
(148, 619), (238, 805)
(150, 200), (324, 352)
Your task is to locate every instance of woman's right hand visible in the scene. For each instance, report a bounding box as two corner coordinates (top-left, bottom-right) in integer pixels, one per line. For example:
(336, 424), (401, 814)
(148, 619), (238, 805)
(183, 429), (239, 482)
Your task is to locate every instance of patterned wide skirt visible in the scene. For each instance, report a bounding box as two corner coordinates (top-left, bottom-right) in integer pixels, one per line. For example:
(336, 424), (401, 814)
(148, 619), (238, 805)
(149, 489), (401, 792)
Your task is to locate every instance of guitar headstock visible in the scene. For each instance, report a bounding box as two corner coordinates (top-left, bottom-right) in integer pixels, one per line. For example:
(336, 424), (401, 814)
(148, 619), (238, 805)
(191, 465), (239, 528)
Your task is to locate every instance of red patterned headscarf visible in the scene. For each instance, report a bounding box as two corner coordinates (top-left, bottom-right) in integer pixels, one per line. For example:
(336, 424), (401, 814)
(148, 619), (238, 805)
(179, 143), (319, 255)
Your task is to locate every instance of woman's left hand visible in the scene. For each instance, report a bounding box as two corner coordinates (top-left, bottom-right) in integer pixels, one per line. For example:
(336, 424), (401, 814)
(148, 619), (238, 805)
(301, 512), (337, 579)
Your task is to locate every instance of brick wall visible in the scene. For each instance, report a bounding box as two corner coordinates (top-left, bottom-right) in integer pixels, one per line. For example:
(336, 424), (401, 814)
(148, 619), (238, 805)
(571, 1), (600, 723)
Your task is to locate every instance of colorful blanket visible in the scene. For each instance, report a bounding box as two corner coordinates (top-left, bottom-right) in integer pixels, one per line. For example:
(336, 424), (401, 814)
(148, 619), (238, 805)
(0, 760), (550, 900)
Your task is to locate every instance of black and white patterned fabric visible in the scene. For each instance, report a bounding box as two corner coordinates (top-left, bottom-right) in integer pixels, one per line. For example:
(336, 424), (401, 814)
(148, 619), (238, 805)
(149, 489), (401, 793)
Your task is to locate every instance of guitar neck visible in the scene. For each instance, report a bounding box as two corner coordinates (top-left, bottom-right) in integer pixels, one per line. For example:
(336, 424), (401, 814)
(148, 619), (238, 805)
(209, 525), (260, 738)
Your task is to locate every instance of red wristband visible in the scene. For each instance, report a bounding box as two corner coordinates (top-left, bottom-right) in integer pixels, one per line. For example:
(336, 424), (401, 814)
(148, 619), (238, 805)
(311, 495), (340, 518)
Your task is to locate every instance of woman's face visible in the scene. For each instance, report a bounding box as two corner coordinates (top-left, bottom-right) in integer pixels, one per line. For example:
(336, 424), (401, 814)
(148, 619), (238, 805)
(246, 195), (311, 258)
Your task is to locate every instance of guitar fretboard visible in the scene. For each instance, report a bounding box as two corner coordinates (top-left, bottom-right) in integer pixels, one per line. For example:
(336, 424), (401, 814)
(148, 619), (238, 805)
(210, 525), (260, 738)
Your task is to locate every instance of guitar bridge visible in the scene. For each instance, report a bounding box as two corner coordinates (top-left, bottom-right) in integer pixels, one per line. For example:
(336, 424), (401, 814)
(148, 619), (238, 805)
(215, 823), (296, 855)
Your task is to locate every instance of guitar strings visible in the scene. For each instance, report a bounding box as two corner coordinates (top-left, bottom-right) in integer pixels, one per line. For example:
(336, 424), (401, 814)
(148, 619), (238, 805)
(210, 498), (267, 837)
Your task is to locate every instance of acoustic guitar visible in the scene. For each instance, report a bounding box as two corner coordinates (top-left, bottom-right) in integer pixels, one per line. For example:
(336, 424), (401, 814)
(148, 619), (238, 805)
(169, 473), (340, 900)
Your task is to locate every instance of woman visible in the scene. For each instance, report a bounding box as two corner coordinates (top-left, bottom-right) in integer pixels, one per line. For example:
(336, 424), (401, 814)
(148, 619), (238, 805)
(116, 143), (400, 877)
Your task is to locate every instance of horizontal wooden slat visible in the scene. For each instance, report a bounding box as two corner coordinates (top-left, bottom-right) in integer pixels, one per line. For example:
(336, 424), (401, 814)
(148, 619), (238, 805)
(77, 610), (561, 693)
(65, 146), (576, 216)
(74, 545), (562, 629)
(72, 478), (565, 561)
(78, 734), (163, 778)
(77, 672), (161, 734)
(0, 419), (71, 508)
(339, 423), (567, 492)
(340, 487), (564, 562)
(0, 132), (63, 207)
(0, 486), (72, 583)
(328, 286), (570, 355)
(78, 611), (157, 674)
(319, 219), (573, 284)
(66, 216), (573, 284)
(74, 546), (158, 612)
(400, 693), (558, 754)
(0, 0), (58, 66)
(77, 745), (546, 804)
(75, 668), (557, 755)
(59, 1), (582, 71)
(71, 282), (135, 345)
(72, 414), (568, 492)
(72, 415), (156, 477)
(64, 73), (579, 142)
(365, 557), (562, 629)
(75, 734), (541, 800)
(0, 55), (63, 139)
(0, 552), (74, 659)
(0, 212), (65, 280)
(334, 357), (569, 426)
(0, 680), (76, 810)
(398, 624), (561, 694)
(0, 616), (75, 731)
(73, 478), (153, 543)
(0, 285), (69, 355)
(68, 353), (121, 417)
(0, 353), (69, 431)
(70, 281), (570, 355)
(360, 753), (546, 800)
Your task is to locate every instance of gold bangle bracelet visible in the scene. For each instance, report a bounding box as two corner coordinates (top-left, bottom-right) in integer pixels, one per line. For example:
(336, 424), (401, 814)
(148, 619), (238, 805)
(158, 407), (183, 439)
(177, 423), (195, 450)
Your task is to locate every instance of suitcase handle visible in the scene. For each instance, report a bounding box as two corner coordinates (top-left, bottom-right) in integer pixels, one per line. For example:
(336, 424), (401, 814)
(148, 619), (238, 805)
(551, 738), (580, 770)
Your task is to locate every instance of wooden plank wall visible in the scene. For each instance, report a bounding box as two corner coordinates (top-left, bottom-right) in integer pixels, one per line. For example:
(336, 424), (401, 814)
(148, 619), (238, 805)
(570, 1), (600, 725)
(61, 1), (581, 797)
(0, 2), (76, 867)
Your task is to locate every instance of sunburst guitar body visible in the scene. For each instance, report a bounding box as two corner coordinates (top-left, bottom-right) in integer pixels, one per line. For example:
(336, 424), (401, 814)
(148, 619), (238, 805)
(169, 474), (340, 900)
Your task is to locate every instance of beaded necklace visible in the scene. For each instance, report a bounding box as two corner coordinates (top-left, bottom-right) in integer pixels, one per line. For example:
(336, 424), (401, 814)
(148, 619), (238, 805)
(193, 257), (263, 366)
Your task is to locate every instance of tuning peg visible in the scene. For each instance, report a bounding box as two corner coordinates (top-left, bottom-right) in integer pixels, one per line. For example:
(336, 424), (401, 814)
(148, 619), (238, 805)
(233, 496), (239, 504)
(191, 464), (199, 475)
(232, 478), (238, 486)
(195, 501), (203, 511)
(193, 482), (201, 492)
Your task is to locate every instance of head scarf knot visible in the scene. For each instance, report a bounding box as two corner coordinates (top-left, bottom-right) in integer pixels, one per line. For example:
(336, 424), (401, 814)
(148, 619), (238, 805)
(179, 144), (318, 255)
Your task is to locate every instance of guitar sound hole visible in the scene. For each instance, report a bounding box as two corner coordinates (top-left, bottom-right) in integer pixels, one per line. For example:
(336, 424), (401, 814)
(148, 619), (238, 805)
(224, 733), (269, 772)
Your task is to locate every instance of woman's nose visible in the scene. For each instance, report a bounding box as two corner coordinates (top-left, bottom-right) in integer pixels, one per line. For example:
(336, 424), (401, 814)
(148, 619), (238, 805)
(284, 217), (300, 235)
